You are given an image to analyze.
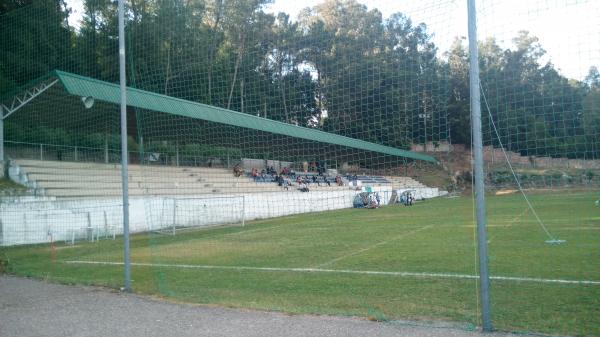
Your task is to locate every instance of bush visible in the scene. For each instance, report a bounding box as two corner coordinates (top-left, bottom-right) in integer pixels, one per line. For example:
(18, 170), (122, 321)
(0, 255), (9, 274)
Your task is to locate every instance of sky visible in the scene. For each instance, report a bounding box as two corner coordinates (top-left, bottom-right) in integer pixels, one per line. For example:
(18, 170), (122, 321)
(64, 0), (599, 80)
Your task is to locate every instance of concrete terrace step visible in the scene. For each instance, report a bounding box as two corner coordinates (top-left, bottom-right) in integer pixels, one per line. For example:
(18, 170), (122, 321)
(41, 183), (349, 197)
(384, 176), (427, 189)
(37, 181), (286, 190)
(27, 174), (261, 185)
(13, 159), (350, 198)
(19, 166), (235, 177)
(26, 174), (206, 184)
(15, 160), (233, 175)
(44, 186), (333, 197)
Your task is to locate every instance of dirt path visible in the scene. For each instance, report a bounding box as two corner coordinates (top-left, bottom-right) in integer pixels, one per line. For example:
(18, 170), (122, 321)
(0, 275), (524, 337)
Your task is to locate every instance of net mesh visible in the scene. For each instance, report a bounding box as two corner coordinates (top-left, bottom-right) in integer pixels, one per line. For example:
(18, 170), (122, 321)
(0, 0), (598, 335)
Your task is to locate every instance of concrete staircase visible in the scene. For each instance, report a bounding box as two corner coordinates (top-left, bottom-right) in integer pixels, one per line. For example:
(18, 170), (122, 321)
(384, 176), (428, 190)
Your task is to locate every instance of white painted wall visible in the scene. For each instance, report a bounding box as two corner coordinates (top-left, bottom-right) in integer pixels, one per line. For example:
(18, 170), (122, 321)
(0, 185), (445, 246)
(394, 187), (447, 200)
(0, 190), (358, 246)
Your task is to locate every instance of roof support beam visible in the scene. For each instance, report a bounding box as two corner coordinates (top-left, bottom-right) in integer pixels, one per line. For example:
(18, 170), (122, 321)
(1, 79), (60, 120)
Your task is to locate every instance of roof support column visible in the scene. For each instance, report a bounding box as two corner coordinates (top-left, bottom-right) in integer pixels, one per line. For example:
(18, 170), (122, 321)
(467, 0), (493, 331)
(118, 0), (131, 292)
(0, 105), (4, 178)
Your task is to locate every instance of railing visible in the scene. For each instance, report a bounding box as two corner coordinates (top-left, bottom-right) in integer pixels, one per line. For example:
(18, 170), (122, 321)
(5, 140), (123, 164)
(3, 140), (236, 168)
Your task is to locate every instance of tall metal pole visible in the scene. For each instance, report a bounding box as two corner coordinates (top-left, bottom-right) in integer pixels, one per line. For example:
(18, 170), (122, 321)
(0, 106), (4, 178)
(467, 0), (492, 331)
(118, 0), (131, 292)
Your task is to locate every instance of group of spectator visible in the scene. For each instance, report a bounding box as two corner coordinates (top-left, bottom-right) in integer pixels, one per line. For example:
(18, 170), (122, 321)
(353, 192), (381, 209)
(233, 162), (344, 192)
(295, 174), (330, 187)
(301, 161), (327, 175)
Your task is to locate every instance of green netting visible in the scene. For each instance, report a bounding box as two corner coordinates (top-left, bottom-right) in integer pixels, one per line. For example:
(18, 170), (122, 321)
(0, 0), (599, 335)
(55, 70), (436, 162)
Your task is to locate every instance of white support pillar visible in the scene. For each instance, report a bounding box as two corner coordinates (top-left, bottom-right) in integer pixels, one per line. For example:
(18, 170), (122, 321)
(176, 142), (180, 167)
(104, 135), (109, 164)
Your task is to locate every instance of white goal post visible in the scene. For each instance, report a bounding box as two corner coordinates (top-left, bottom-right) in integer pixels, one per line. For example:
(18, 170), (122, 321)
(152, 195), (245, 235)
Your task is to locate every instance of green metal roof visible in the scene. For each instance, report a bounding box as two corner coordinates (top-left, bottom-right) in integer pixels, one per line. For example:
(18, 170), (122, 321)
(52, 70), (435, 162)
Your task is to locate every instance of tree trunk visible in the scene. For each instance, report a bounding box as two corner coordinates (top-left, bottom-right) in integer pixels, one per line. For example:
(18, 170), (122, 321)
(164, 38), (171, 95)
(227, 31), (246, 110)
(240, 78), (244, 113)
(279, 55), (289, 122)
(207, 0), (223, 104)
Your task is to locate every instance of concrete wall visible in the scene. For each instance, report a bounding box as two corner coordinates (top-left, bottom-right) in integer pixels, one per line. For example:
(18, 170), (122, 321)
(411, 141), (452, 152)
(0, 189), (365, 246)
(0, 184), (450, 247)
(395, 187), (445, 200)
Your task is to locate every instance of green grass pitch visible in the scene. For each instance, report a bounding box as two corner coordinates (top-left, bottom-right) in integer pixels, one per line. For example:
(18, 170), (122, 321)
(2, 192), (599, 335)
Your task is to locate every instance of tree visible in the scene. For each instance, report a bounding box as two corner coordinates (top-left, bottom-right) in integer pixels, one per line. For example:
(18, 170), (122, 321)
(0, 0), (75, 93)
(0, 0), (33, 15)
(585, 66), (600, 89)
(446, 37), (470, 145)
(583, 67), (600, 158)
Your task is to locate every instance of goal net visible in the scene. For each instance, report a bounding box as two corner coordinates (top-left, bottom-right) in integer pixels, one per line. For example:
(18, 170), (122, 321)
(0, 0), (598, 335)
(148, 195), (245, 235)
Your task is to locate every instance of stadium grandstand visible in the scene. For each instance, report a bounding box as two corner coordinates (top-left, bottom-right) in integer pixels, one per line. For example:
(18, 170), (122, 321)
(0, 70), (442, 246)
(1, 1), (598, 335)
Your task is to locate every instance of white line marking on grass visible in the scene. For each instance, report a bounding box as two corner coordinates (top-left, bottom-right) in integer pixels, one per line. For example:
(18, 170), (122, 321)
(315, 225), (434, 268)
(64, 260), (600, 286)
(556, 227), (600, 231)
(223, 225), (285, 237)
(487, 207), (529, 244)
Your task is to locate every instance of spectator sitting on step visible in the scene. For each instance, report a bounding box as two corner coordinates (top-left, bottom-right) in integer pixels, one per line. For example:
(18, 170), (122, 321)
(251, 167), (258, 181)
(283, 178), (290, 191)
(335, 175), (343, 186)
(233, 164), (243, 177)
(299, 181), (310, 192)
(317, 165), (325, 176)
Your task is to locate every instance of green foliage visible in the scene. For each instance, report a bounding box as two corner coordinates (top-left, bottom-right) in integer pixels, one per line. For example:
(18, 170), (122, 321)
(0, 177), (26, 191)
(0, 0), (598, 160)
(488, 169), (599, 188)
(476, 32), (597, 158)
(0, 0), (75, 94)
(4, 122), (137, 151)
(0, 254), (10, 274)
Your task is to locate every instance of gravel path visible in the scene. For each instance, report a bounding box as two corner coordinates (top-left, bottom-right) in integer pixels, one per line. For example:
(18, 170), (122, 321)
(0, 275), (524, 337)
